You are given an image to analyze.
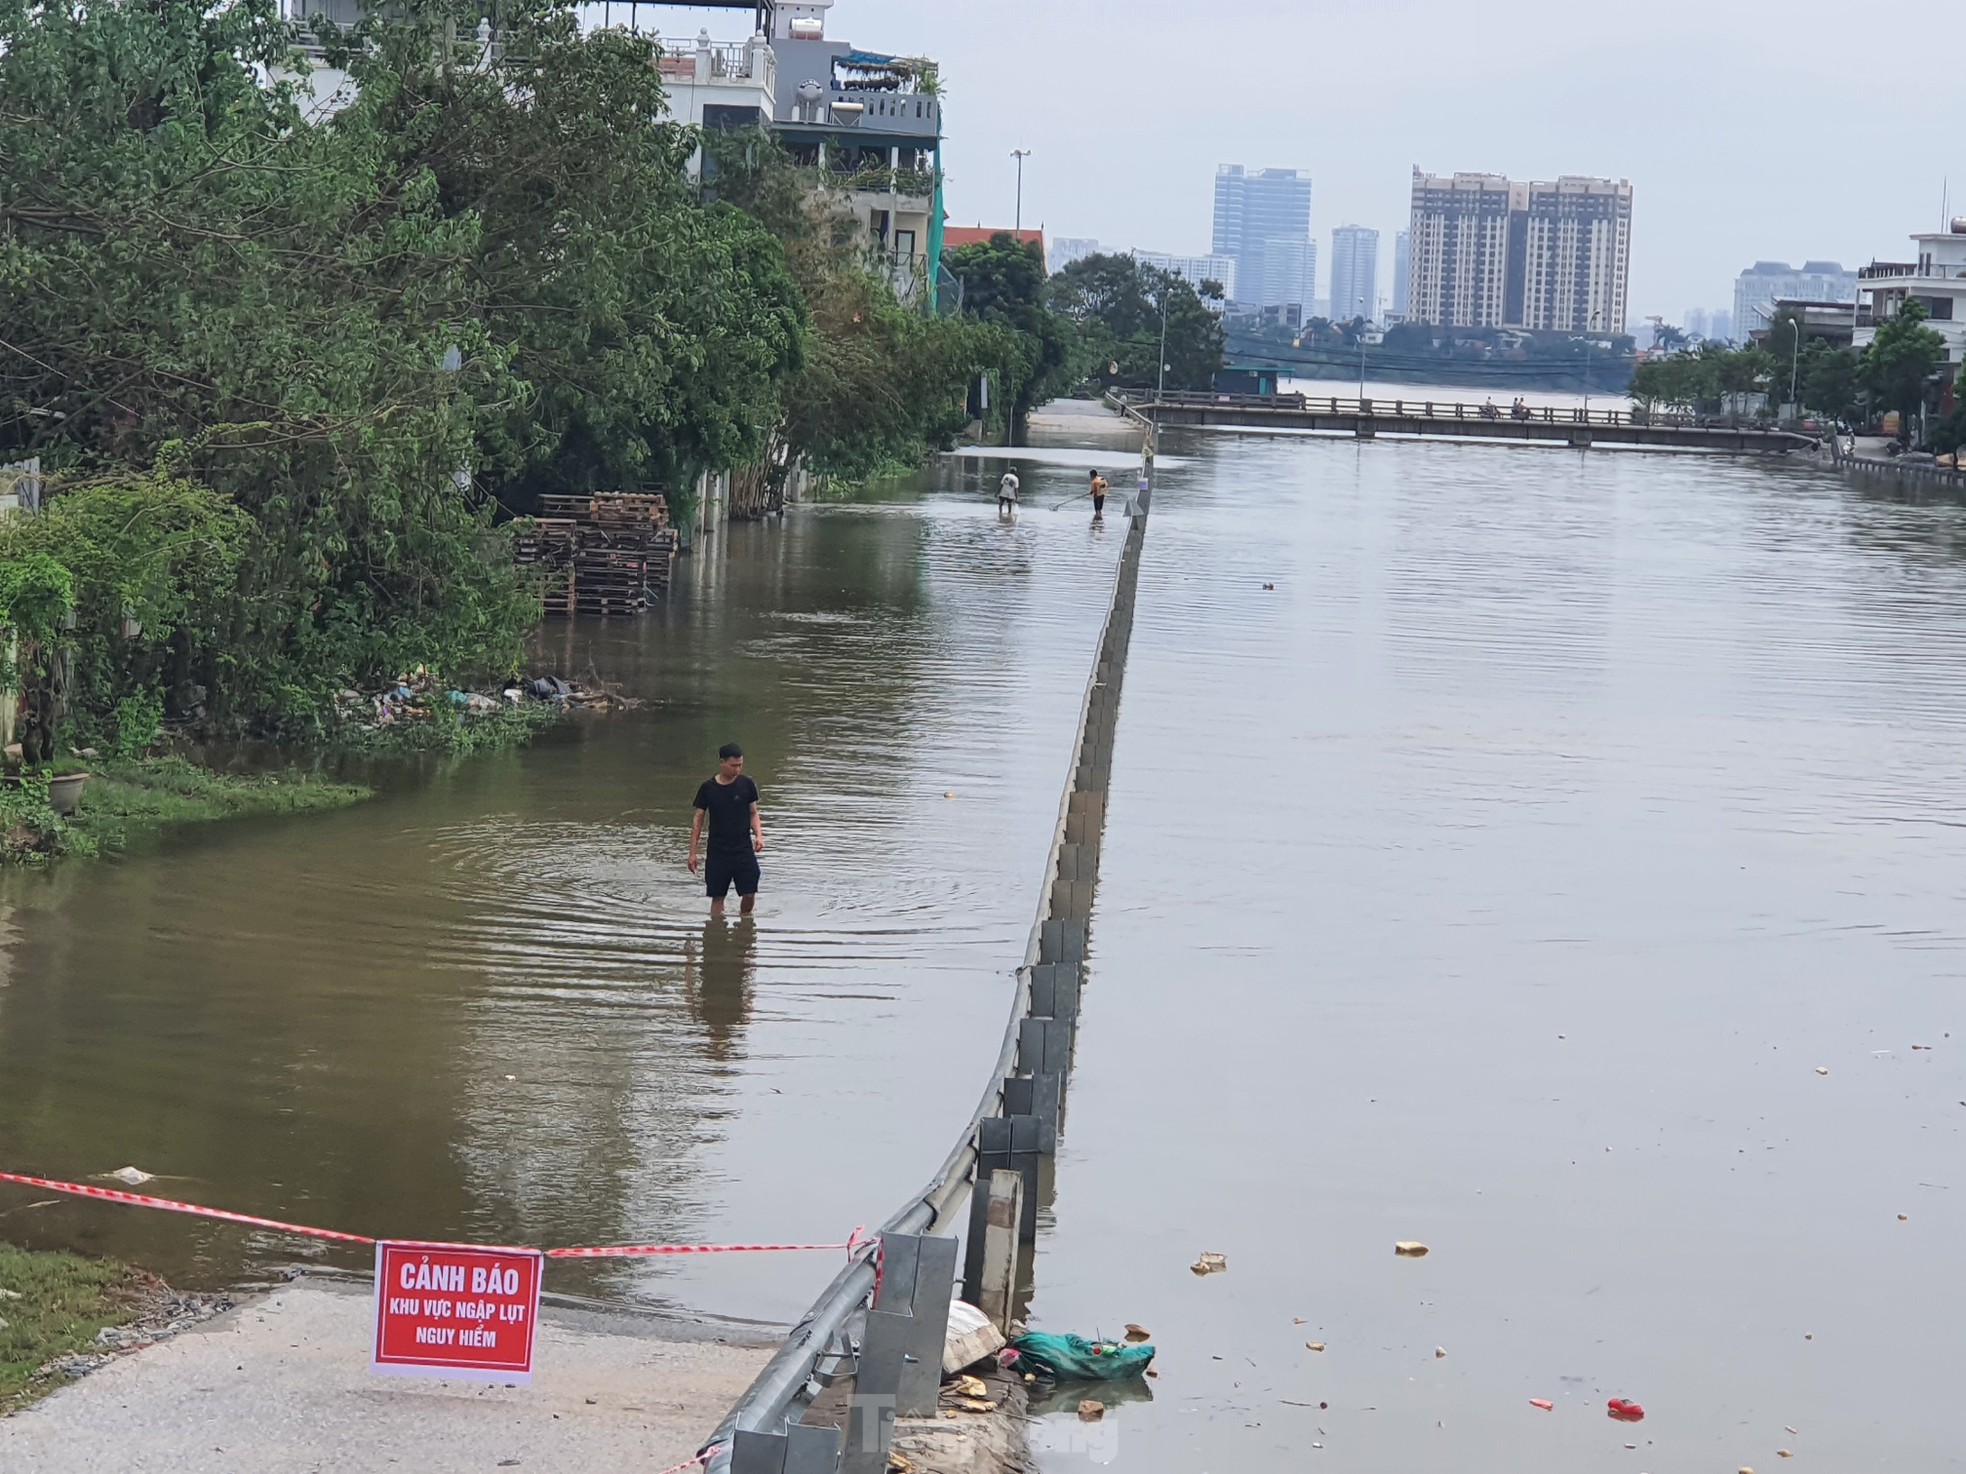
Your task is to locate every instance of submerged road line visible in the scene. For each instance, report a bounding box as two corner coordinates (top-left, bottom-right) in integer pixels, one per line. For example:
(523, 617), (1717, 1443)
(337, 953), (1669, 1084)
(700, 466), (1155, 1474)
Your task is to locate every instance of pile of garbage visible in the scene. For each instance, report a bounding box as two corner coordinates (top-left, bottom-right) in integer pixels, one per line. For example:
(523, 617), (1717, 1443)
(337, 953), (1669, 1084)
(334, 667), (641, 732)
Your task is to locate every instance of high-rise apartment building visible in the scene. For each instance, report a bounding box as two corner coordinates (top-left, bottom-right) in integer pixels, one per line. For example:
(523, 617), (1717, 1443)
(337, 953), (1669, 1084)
(1407, 169), (1633, 333)
(1212, 165), (1314, 311)
(1732, 262), (1856, 342)
(1330, 225), (1380, 323)
(1392, 229), (1411, 321)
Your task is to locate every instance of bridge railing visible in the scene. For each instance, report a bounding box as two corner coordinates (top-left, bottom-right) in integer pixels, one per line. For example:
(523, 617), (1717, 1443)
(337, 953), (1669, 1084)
(1110, 388), (1777, 433)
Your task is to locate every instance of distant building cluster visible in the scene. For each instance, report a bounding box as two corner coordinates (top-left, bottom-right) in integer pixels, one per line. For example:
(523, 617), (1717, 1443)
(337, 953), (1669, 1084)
(1132, 249), (1238, 300)
(1682, 307), (1734, 342)
(1405, 170), (1633, 334)
(1731, 261), (1856, 344)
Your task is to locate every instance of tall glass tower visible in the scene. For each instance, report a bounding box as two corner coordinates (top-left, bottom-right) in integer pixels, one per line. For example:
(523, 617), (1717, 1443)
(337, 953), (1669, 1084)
(1212, 165), (1313, 312)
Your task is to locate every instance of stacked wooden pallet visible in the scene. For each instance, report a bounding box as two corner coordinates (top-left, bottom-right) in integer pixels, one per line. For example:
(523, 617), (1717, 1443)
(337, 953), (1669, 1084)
(516, 493), (678, 617)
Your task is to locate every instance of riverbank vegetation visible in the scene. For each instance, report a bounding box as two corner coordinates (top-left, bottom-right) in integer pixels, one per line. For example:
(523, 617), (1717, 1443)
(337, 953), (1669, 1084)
(2, 757), (371, 864)
(0, 0), (1017, 766)
(1629, 303), (1948, 438)
(0, 1242), (152, 1410)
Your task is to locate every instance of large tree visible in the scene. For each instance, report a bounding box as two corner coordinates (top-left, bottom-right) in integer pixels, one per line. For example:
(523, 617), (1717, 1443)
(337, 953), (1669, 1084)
(945, 234), (1082, 434)
(1045, 252), (1224, 394)
(1860, 298), (1947, 439)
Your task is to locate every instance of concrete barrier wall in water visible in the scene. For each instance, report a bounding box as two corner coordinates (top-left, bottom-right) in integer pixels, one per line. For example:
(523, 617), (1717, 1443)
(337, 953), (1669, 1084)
(702, 488), (1152, 1474)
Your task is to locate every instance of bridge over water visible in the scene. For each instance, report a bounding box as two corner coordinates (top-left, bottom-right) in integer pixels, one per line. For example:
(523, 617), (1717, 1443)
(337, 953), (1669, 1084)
(1110, 389), (1817, 454)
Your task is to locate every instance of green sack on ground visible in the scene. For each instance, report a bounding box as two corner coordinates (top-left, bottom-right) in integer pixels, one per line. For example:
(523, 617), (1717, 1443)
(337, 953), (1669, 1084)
(1009, 1331), (1155, 1381)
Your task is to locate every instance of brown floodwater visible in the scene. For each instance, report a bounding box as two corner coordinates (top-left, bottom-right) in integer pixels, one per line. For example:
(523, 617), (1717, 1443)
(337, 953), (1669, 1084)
(5, 421), (1965, 1474)
(0, 470), (1124, 1324)
(1029, 431), (1966, 1472)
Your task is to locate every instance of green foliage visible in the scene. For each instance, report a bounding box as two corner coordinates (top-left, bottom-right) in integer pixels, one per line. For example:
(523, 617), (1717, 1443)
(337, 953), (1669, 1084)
(4, 757), (372, 863)
(704, 129), (1003, 481)
(1628, 342), (1783, 417)
(946, 234), (1085, 431)
(1, 0), (814, 735)
(335, 697), (559, 756)
(0, 553), (72, 642)
(1860, 298), (1947, 435)
(111, 691), (165, 761)
(0, 772), (79, 862)
(1046, 253), (1225, 393)
(0, 477), (250, 747)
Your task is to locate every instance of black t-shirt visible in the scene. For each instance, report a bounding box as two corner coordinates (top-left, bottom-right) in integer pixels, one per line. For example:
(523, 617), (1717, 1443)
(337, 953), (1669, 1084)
(694, 776), (760, 855)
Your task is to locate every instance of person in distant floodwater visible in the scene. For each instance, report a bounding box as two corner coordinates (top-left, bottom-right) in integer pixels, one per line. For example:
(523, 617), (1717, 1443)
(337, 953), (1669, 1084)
(1090, 468), (1109, 520)
(688, 743), (764, 917)
(998, 468), (1021, 516)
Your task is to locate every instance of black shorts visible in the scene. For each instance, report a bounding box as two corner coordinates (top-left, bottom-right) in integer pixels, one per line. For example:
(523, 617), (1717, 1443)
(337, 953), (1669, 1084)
(705, 851), (761, 899)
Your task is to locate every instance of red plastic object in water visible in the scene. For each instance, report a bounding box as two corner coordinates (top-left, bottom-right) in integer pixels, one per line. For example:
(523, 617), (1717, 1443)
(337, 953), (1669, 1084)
(1606, 1398), (1645, 1423)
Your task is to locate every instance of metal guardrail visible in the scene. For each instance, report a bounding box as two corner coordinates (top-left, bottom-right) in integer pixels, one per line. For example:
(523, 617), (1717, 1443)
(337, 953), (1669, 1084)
(699, 481), (1153, 1474)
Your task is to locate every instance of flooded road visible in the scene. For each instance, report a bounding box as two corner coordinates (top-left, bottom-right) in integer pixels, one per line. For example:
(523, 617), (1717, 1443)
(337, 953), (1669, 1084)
(5, 413), (1965, 1471)
(0, 476), (1123, 1324)
(1032, 431), (1966, 1471)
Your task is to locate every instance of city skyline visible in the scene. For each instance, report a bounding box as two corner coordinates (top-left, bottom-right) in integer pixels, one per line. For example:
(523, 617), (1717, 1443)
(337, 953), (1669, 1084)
(785, 0), (1944, 324)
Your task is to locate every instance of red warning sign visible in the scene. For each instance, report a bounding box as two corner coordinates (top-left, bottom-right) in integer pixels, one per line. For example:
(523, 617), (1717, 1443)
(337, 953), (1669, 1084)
(372, 1242), (543, 1383)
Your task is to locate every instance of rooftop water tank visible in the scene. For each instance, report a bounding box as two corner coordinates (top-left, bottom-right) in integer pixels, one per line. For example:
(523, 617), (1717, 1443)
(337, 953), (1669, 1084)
(1951, 217), (1966, 235)
(791, 17), (823, 39)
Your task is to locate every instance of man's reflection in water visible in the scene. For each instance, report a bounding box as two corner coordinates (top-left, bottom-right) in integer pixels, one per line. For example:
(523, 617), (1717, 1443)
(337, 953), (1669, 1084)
(683, 917), (757, 1063)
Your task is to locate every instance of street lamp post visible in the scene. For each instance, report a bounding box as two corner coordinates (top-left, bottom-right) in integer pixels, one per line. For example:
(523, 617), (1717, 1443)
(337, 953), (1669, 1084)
(1788, 316), (1803, 423)
(1583, 311), (1601, 420)
(1011, 149), (1031, 234)
(1157, 284), (1171, 400)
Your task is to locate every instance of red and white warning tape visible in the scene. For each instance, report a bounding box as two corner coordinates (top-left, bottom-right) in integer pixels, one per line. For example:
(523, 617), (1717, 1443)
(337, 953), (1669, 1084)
(0, 1172), (861, 1261)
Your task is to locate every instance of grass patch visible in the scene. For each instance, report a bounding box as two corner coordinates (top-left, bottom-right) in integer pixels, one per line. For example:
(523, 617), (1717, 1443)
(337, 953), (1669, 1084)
(0, 1242), (151, 1412)
(4, 757), (373, 864)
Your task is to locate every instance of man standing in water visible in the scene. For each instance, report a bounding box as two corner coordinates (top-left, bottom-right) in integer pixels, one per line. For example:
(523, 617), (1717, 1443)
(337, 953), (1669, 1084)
(998, 468), (1020, 516)
(1089, 468), (1109, 520)
(688, 743), (764, 917)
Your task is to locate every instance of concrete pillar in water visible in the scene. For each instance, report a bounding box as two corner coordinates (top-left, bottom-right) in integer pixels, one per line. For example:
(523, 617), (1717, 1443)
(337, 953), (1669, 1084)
(975, 1168), (1025, 1335)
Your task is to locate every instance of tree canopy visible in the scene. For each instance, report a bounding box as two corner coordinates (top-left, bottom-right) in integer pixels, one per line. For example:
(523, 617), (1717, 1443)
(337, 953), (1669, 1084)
(0, 0), (812, 733)
(1859, 299), (1947, 435)
(1044, 252), (1225, 394)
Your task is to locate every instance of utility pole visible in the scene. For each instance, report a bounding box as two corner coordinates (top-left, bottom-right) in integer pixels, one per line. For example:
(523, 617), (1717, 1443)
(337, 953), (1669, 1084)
(1011, 149), (1031, 233)
(1788, 315), (1803, 423)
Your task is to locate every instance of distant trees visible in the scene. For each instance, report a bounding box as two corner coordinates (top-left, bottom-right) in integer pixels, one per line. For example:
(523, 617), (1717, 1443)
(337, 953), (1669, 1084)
(945, 234), (1082, 435)
(1044, 253), (1225, 394)
(1859, 299), (1947, 438)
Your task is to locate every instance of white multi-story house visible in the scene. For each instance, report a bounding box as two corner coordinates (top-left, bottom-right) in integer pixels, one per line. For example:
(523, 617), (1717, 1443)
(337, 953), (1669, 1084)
(1854, 223), (1966, 384)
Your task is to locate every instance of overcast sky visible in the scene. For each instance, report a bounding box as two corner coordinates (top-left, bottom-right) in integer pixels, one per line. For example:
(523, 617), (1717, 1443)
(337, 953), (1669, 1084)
(654, 0), (1956, 324)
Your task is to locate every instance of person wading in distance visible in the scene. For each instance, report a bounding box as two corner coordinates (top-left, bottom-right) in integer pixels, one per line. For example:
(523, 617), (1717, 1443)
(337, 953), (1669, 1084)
(688, 743), (765, 918)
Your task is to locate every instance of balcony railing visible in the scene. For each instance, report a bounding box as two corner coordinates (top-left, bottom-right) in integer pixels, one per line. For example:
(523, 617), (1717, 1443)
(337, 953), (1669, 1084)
(1860, 262), (1918, 280)
(837, 165), (937, 199)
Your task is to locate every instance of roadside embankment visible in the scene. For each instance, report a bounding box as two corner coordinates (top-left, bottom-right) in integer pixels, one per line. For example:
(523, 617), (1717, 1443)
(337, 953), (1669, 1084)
(0, 1277), (776, 1472)
(0, 1242), (219, 1415)
(2, 757), (372, 864)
